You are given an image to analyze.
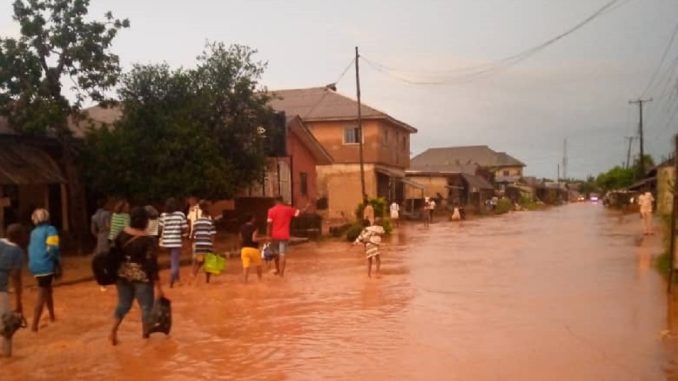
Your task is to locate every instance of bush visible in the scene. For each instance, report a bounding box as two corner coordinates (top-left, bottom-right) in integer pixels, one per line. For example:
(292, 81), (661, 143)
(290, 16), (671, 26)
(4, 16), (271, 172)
(495, 198), (513, 214)
(355, 197), (388, 220)
(346, 223), (364, 242)
(518, 195), (540, 211)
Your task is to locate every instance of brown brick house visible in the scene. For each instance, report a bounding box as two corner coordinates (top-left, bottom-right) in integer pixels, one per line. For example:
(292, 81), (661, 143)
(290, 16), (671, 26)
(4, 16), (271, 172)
(270, 86), (418, 220)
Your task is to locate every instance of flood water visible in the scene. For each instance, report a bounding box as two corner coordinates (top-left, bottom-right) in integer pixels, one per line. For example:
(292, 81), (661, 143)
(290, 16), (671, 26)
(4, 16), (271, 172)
(3, 203), (677, 380)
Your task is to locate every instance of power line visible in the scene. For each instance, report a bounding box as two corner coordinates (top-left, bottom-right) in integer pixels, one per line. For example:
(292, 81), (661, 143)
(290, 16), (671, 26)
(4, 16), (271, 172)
(361, 0), (630, 86)
(300, 57), (355, 118)
(641, 19), (678, 97)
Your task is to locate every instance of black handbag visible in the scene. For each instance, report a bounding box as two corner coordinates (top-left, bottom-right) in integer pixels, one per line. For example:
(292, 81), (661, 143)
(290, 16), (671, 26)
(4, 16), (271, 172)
(91, 235), (141, 285)
(146, 297), (172, 335)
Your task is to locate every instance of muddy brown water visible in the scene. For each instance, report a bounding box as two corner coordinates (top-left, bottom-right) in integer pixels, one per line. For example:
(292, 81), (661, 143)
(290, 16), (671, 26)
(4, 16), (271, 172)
(3, 203), (677, 380)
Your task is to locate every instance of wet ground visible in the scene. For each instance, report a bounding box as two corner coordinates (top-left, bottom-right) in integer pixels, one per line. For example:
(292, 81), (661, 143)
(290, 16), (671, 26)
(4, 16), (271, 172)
(3, 203), (677, 380)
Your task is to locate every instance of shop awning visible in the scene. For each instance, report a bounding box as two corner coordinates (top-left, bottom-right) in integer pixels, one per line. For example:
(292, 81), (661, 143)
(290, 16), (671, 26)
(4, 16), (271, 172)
(398, 177), (425, 189)
(461, 173), (494, 190)
(0, 143), (66, 185)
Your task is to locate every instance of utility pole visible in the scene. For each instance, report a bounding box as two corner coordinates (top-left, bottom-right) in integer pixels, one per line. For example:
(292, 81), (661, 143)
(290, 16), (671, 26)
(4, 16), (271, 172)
(629, 98), (652, 176)
(557, 163), (560, 184)
(669, 134), (678, 293)
(562, 138), (568, 181)
(355, 46), (366, 200)
(624, 136), (635, 169)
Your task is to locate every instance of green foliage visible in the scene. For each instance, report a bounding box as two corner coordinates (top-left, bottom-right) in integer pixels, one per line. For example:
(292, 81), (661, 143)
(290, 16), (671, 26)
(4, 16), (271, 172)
(495, 198), (513, 214)
(348, 197), (393, 240)
(596, 166), (635, 193)
(355, 197), (387, 221)
(83, 42), (274, 203)
(0, 0), (129, 136)
(346, 223), (364, 242)
(518, 195), (540, 211)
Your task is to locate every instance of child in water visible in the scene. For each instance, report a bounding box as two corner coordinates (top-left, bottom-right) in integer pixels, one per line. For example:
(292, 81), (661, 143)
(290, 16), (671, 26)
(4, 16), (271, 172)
(354, 218), (385, 278)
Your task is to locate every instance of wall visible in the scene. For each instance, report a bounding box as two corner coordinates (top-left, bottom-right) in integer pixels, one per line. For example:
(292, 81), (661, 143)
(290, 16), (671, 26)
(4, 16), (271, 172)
(495, 166), (523, 177)
(317, 163), (377, 220)
(287, 130), (318, 211)
(657, 166), (675, 215)
(405, 175), (449, 200)
(305, 119), (410, 169)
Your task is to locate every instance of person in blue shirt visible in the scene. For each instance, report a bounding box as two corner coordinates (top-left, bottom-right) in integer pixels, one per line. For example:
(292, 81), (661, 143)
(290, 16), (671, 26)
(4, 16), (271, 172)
(0, 224), (26, 356)
(27, 208), (60, 332)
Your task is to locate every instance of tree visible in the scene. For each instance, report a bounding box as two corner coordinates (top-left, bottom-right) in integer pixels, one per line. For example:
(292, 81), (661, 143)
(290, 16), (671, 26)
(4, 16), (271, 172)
(596, 166), (635, 193)
(83, 42), (276, 203)
(0, 0), (128, 250)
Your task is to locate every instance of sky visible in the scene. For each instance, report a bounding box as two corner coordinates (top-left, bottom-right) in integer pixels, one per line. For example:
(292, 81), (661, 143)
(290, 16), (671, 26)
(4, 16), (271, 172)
(1, 0), (677, 179)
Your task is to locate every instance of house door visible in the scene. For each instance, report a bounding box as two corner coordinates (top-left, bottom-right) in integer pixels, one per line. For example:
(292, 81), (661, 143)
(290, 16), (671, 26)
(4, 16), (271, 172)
(278, 160), (292, 204)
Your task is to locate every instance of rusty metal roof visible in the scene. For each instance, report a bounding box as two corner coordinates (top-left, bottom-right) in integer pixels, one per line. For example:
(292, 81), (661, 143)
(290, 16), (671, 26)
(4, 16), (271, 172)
(0, 143), (66, 185)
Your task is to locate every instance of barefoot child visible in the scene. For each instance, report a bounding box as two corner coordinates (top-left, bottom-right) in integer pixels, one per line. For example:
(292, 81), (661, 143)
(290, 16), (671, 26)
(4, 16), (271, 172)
(354, 219), (385, 278)
(240, 214), (264, 283)
(191, 201), (216, 283)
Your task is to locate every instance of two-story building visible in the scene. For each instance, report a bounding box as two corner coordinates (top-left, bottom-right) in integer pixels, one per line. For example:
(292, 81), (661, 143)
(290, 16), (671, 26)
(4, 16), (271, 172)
(270, 86), (418, 220)
(411, 145), (525, 183)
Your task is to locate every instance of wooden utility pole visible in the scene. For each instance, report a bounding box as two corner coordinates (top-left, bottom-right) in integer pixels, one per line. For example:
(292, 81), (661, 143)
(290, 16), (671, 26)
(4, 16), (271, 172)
(629, 98), (652, 176)
(668, 134), (678, 293)
(624, 136), (635, 169)
(355, 46), (366, 199)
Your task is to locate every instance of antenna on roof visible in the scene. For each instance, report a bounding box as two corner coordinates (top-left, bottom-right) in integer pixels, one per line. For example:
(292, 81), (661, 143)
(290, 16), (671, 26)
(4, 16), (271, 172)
(325, 83), (337, 91)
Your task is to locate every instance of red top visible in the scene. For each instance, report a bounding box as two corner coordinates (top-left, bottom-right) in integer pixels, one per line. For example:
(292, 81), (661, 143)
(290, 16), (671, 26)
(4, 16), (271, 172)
(267, 204), (299, 240)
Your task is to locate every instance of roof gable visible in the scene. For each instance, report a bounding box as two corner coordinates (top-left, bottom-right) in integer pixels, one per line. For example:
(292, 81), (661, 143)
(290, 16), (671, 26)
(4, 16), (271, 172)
(411, 145), (525, 172)
(269, 86), (417, 133)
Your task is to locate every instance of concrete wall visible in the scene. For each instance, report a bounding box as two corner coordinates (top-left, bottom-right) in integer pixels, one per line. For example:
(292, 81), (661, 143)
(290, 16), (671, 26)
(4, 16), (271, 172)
(305, 119), (410, 169)
(495, 166), (523, 177)
(288, 130), (318, 211)
(405, 175), (449, 200)
(317, 163), (377, 220)
(657, 166), (675, 215)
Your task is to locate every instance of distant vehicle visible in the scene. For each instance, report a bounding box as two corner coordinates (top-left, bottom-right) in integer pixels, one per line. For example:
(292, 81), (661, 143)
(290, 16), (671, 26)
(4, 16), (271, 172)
(577, 195), (585, 202)
(590, 193), (600, 202)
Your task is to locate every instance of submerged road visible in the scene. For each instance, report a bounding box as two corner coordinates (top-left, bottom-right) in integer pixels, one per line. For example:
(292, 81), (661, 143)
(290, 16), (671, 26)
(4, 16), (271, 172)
(4, 203), (677, 380)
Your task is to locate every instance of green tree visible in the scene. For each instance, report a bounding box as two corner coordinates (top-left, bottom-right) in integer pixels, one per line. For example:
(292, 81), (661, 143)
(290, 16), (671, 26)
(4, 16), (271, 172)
(0, 0), (128, 247)
(596, 166), (635, 193)
(83, 42), (275, 203)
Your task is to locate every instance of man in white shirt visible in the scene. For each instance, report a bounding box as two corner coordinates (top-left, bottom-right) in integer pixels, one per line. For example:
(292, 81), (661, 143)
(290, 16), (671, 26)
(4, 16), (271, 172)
(389, 201), (400, 227)
(638, 192), (655, 235)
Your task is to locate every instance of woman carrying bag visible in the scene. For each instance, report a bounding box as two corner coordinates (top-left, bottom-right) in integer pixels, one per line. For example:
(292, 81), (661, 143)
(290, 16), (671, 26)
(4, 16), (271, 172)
(109, 207), (164, 346)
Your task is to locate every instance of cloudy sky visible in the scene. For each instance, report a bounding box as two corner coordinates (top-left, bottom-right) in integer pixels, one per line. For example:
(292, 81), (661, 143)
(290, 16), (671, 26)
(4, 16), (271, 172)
(1, 0), (677, 178)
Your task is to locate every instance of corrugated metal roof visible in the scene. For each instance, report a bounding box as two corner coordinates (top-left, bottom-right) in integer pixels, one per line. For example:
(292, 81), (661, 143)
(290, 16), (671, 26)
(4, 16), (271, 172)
(0, 143), (66, 185)
(461, 173), (494, 190)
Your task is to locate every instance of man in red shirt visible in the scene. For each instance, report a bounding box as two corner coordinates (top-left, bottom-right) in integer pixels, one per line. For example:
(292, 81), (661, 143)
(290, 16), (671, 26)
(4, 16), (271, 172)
(267, 197), (306, 277)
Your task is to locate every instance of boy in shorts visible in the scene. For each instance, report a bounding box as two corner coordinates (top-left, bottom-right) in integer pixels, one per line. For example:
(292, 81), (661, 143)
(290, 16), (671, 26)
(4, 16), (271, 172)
(240, 215), (264, 282)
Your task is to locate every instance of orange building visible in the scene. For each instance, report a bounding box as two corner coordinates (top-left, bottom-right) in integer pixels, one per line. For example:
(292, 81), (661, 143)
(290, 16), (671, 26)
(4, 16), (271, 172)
(270, 86), (417, 221)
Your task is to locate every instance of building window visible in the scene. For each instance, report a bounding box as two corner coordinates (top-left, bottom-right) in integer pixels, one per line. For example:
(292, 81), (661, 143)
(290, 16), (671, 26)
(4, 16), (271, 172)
(402, 136), (407, 149)
(383, 129), (389, 145)
(300, 172), (308, 196)
(344, 126), (361, 144)
(503, 170), (510, 176)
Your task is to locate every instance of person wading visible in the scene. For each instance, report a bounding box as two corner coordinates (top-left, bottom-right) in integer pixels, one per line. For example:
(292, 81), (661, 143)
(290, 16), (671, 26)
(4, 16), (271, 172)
(159, 198), (188, 288)
(28, 209), (60, 332)
(639, 191), (655, 235)
(267, 197), (308, 277)
(109, 200), (131, 243)
(109, 207), (163, 345)
(240, 214), (265, 283)
(91, 198), (111, 255)
(0, 224), (26, 356)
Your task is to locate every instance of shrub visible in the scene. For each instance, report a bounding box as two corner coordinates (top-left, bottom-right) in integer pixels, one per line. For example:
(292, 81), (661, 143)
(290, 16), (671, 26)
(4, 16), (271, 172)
(346, 222), (364, 242)
(495, 198), (513, 214)
(518, 195), (540, 211)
